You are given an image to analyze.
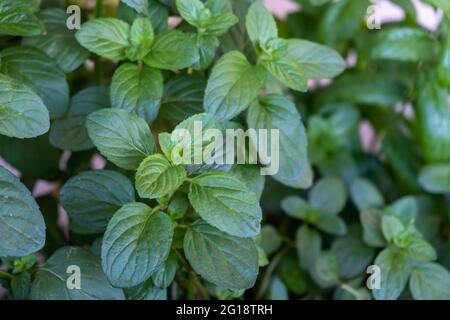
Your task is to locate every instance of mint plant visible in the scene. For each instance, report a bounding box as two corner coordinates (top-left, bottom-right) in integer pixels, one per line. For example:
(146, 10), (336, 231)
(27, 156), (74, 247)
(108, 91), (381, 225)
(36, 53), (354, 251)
(0, 0), (450, 301)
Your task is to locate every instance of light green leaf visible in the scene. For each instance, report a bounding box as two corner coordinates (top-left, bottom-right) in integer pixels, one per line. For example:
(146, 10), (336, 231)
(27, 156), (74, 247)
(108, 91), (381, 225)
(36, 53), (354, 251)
(126, 17), (154, 61)
(60, 170), (135, 235)
(315, 214), (347, 236)
(184, 221), (259, 289)
(381, 215), (405, 243)
(373, 248), (410, 300)
(202, 12), (238, 36)
(296, 225), (322, 271)
(86, 108), (155, 170)
(188, 171), (262, 238)
(309, 177), (347, 215)
(50, 86), (110, 151)
(176, 0), (206, 27)
(350, 178), (385, 212)
(371, 27), (438, 62)
(121, 0), (149, 14)
(76, 18), (130, 60)
(191, 33), (219, 70)
(31, 247), (125, 300)
(0, 166), (46, 257)
(314, 251), (339, 285)
(136, 154), (187, 199)
(247, 94), (308, 182)
(143, 30), (199, 70)
(360, 209), (386, 247)
(281, 196), (311, 220)
(102, 203), (174, 287)
(418, 163), (450, 194)
(0, 46), (69, 119)
(0, 2), (45, 36)
(111, 63), (163, 123)
(269, 276), (288, 300)
(0, 74), (49, 139)
(204, 51), (265, 121)
(245, 2), (277, 47)
(284, 39), (346, 80)
(410, 263), (450, 300)
(22, 8), (89, 73)
(260, 45), (308, 92)
(414, 71), (450, 162)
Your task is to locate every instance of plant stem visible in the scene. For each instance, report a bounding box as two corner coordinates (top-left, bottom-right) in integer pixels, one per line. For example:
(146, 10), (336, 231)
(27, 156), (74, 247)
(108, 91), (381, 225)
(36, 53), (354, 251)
(339, 282), (363, 300)
(94, 0), (104, 85)
(174, 250), (210, 300)
(255, 245), (290, 300)
(0, 271), (12, 280)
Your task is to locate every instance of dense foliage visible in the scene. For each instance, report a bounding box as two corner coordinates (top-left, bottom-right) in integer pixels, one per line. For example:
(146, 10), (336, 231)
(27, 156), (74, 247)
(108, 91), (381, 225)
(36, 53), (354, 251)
(0, 0), (450, 300)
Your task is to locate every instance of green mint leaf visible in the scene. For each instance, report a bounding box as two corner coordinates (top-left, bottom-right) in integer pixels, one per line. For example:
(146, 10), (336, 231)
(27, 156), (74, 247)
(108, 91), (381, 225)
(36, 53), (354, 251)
(0, 74), (49, 139)
(309, 177), (347, 215)
(184, 221), (259, 290)
(331, 225), (375, 279)
(135, 154), (187, 199)
(381, 215), (405, 243)
(247, 94), (308, 182)
(415, 71), (450, 163)
(409, 262), (450, 300)
(371, 27), (438, 62)
(350, 178), (385, 212)
(230, 165), (265, 200)
(121, 0), (149, 14)
(296, 225), (322, 271)
(143, 30), (199, 70)
(76, 18), (130, 61)
(22, 8), (89, 73)
(125, 278), (167, 300)
(313, 251), (339, 286)
(126, 17), (155, 61)
(190, 33), (219, 70)
(281, 196), (311, 220)
(259, 225), (282, 256)
(245, 2), (278, 47)
(60, 170), (135, 235)
(418, 163), (450, 194)
(31, 247), (125, 300)
(50, 86), (110, 151)
(102, 203), (174, 287)
(372, 248), (410, 300)
(86, 108), (155, 170)
(160, 74), (205, 124)
(152, 253), (178, 288)
(360, 209), (386, 247)
(176, 0), (207, 27)
(0, 166), (46, 257)
(205, 51), (266, 121)
(188, 171), (262, 238)
(111, 63), (163, 124)
(0, 2), (45, 36)
(0, 46), (69, 119)
(285, 39), (346, 80)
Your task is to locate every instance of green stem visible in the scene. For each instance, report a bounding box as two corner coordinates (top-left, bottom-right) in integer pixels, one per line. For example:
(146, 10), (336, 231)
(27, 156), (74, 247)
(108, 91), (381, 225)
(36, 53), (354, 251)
(0, 271), (12, 280)
(174, 250), (210, 300)
(255, 245), (290, 300)
(339, 282), (363, 300)
(94, 0), (104, 85)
